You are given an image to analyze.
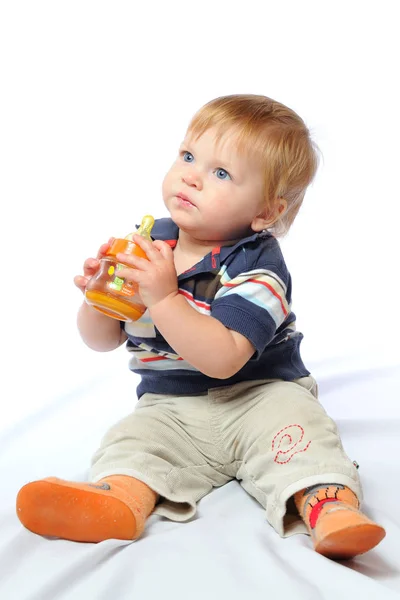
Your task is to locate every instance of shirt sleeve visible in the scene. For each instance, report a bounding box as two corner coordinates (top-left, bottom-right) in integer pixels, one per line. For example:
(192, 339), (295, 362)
(210, 267), (290, 357)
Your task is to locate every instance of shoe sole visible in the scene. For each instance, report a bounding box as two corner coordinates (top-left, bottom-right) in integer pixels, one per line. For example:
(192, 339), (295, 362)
(16, 479), (136, 542)
(315, 522), (386, 560)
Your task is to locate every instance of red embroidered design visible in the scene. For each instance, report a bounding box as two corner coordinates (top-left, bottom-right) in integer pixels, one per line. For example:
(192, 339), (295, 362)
(272, 424), (311, 464)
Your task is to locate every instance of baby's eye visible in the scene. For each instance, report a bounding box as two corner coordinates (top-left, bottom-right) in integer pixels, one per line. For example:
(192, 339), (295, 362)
(182, 151), (194, 163)
(215, 168), (231, 180)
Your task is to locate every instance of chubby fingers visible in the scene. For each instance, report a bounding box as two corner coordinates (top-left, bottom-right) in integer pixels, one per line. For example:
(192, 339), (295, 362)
(74, 257), (99, 292)
(97, 238), (114, 259)
(116, 252), (149, 271)
(74, 238), (115, 293)
(83, 257), (100, 278)
(131, 234), (164, 261)
(114, 237), (175, 280)
(131, 235), (174, 261)
(74, 275), (88, 291)
(152, 239), (174, 260)
(111, 266), (141, 282)
(82, 237), (114, 276)
(115, 233), (164, 269)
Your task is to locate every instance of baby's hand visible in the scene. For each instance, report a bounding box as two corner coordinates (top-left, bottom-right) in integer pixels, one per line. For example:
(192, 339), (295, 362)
(115, 235), (178, 309)
(74, 238), (115, 293)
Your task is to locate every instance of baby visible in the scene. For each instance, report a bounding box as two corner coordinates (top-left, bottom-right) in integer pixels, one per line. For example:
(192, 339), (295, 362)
(16, 94), (385, 560)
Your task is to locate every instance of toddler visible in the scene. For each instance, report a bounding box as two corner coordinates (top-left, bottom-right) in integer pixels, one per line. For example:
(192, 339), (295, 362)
(16, 94), (385, 560)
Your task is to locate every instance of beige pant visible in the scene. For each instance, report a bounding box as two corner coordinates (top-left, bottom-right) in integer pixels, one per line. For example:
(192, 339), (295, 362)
(90, 376), (362, 536)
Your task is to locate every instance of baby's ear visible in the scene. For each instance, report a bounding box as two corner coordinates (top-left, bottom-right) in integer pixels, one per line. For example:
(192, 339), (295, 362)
(276, 198), (287, 217)
(252, 199), (287, 231)
(251, 214), (271, 231)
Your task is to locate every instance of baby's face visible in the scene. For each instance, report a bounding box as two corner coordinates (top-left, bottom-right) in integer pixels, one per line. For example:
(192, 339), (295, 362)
(162, 127), (266, 242)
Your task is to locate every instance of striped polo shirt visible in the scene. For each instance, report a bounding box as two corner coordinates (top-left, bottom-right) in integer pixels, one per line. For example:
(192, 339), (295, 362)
(123, 218), (310, 397)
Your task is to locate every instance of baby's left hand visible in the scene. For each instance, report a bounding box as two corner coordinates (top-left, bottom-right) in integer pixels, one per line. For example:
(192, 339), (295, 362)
(116, 235), (178, 309)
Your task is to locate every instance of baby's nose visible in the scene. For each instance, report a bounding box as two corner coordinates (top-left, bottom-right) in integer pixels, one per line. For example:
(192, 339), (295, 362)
(182, 170), (203, 189)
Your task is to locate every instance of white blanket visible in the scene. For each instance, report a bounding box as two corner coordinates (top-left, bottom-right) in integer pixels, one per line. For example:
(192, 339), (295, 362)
(1, 352), (399, 600)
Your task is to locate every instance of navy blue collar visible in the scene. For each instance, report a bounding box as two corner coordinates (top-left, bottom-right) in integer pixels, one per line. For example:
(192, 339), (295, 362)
(147, 217), (272, 277)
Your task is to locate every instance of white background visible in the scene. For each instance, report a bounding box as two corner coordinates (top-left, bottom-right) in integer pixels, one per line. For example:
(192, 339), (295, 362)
(1, 0), (399, 430)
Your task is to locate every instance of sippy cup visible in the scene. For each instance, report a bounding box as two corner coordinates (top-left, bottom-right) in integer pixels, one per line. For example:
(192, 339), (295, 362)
(85, 215), (155, 322)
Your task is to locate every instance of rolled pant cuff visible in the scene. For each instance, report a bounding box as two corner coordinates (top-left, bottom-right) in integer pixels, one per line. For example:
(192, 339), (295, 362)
(91, 468), (197, 522)
(269, 469), (363, 538)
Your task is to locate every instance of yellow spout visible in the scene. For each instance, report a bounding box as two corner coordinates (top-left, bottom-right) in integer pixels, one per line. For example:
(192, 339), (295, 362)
(125, 215), (155, 241)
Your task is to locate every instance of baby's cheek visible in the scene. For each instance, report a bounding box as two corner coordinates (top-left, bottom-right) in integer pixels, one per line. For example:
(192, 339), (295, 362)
(161, 168), (175, 199)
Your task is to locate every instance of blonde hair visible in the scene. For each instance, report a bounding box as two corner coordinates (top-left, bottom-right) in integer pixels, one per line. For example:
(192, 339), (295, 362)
(187, 94), (320, 236)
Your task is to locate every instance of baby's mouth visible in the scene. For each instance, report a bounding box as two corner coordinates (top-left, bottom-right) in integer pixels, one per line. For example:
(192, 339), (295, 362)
(176, 193), (196, 207)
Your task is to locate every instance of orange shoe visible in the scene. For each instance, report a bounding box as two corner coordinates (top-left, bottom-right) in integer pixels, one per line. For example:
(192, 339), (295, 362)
(294, 484), (386, 560)
(16, 475), (157, 543)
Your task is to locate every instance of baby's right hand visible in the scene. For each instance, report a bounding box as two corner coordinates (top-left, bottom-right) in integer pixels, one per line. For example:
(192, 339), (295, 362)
(74, 238), (115, 294)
